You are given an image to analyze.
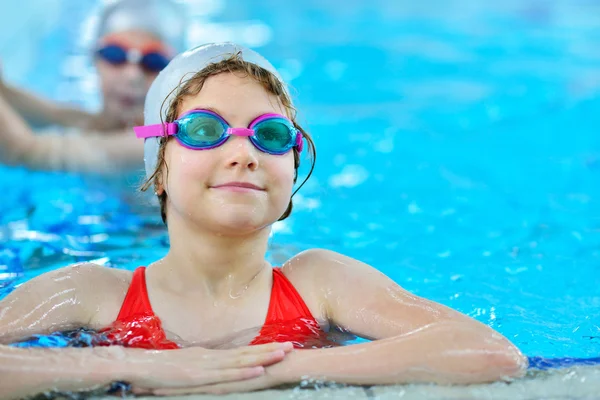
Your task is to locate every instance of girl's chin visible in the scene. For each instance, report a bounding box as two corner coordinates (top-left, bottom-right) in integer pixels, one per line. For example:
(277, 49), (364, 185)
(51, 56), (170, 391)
(209, 217), (273, 235)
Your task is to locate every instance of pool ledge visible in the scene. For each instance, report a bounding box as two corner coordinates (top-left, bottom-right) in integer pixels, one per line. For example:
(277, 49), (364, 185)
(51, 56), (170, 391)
(91, 365), (600, 400)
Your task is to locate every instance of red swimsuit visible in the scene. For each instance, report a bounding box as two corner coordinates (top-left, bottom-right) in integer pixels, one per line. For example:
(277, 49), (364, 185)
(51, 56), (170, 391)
(100, 267), (327, 349)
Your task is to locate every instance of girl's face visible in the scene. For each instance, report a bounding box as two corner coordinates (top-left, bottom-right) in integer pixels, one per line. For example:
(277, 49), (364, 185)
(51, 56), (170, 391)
(161, 72), (296, 235)
(95, 30), (169, 126)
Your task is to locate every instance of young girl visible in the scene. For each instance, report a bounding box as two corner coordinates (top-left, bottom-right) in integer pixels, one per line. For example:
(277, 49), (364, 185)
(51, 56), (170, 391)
(0, 0), (184, 174)
(0, 42), (527, 398)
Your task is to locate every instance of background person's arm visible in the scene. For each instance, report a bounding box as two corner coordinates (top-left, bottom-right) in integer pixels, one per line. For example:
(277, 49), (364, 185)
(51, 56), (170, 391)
(0, 83), (94, 129)
(0, 62), (93, 129)
(0, 90), (143, 174)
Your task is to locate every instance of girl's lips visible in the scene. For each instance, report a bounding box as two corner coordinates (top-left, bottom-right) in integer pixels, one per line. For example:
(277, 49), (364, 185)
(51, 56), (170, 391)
(211, 182), (265, 192)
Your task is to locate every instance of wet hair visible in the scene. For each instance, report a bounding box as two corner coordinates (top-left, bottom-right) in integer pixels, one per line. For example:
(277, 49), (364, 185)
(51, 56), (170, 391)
(140, 52), (316, 225)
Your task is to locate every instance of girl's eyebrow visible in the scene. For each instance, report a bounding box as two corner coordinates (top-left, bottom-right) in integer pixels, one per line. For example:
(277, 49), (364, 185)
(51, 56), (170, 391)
(184, 105), (223, 115)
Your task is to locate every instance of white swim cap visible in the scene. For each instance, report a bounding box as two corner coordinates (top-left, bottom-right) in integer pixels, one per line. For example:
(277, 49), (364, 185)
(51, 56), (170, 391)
(141, 42), (289, 179)
(96, 0), (187, 52)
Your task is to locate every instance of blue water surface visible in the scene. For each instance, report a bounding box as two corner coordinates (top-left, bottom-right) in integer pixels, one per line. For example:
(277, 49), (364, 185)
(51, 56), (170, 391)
(0, 0), (599, 365)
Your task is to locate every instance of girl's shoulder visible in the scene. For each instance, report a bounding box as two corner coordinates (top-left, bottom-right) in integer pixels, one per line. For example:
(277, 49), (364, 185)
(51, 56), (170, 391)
(278, 249), (357, 323)
(64, 264), (133, 327)
(279, 248), (358, 280)
(44, 262), (133, 289)
(1, 264), (134, 343)
(278, 248), (388, 311)
(19, 262), (132, 291)
(20, 263), (133, 327)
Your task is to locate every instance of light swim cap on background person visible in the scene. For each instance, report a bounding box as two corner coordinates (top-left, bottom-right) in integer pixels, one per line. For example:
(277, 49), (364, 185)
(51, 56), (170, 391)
(95, 0), (187, 52)
(142, 42), (290, 179)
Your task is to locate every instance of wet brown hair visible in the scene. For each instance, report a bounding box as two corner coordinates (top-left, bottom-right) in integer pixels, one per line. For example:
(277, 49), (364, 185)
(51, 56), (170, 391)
(140, 52), (316, 225)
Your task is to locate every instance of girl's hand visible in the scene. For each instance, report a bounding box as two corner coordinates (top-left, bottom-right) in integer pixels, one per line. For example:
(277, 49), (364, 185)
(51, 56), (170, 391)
(143, 372), (281, 396)
(124, 342), (293, 394)
(137, 348), (305, 396)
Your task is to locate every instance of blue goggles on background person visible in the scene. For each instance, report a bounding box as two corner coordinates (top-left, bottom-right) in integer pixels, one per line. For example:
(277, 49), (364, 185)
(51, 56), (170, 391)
(134, 109), (304, 155)
(96, 39), (172, 73)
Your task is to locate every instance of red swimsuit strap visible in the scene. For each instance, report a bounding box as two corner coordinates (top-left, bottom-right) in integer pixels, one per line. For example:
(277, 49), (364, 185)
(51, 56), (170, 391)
(263, 267), (315, 323)
(115, 267), (154, 321)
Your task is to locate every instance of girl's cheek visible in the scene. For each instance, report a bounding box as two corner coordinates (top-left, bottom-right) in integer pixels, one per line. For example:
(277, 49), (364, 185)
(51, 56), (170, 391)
(175, 150), (213, 180)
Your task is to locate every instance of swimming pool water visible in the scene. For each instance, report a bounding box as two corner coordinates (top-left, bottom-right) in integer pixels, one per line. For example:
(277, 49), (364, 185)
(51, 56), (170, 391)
(1, 0), (599, 365)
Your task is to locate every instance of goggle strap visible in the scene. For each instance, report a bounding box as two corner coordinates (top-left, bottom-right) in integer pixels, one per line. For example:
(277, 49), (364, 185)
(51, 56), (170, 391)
(295, 133), (304, 153)
(134, 123), (178, 138)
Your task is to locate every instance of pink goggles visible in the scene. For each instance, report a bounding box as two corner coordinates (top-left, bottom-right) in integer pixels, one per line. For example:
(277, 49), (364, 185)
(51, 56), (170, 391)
(134, 109), (304, 155)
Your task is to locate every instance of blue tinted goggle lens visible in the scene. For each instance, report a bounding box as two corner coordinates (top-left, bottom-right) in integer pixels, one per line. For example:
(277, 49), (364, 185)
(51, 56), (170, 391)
(251, 119), (295, 153)
(97, 45), (127, 64)
(140, 52), (170, 72)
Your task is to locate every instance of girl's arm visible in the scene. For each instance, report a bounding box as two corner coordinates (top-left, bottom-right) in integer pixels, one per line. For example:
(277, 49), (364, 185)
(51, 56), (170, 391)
(1, 337), (290, 399)
(0, 345), (135, 399)
(0, 263), (130, 398)
(0, 264), (130, 345)
(271, 249), (527, 385)
(271, 321), (526, 385)
(0, 264), (291, 398)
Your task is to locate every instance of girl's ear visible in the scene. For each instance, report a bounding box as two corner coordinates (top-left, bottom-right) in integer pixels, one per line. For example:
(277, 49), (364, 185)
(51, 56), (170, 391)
(154, 173), (165, 196)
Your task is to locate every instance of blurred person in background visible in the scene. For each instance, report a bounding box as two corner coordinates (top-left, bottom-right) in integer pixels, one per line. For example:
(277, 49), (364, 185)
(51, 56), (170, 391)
(0, 0), (187, 175)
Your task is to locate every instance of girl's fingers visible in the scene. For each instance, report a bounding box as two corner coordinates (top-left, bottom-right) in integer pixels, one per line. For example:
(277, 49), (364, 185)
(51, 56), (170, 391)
(129, 343), (292, 393)
(233, 342), (294, 355)
(196, 365), (265, 386)
(210, 349), (286, 369)
(130, 365), (265, 393)
(230, 349), (286, 368)
(152, 373), (271, 396)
